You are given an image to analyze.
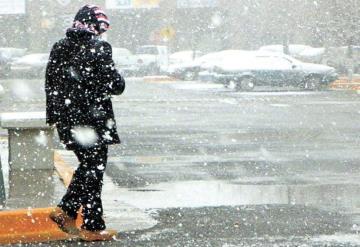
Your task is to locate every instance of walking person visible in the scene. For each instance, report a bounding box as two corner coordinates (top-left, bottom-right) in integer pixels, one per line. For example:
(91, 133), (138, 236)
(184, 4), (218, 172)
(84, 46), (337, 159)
(45, 4), (125, 241)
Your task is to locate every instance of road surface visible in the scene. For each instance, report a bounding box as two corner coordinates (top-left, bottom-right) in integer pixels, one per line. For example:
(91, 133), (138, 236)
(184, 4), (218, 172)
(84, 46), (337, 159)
(1, 78), (360, 246)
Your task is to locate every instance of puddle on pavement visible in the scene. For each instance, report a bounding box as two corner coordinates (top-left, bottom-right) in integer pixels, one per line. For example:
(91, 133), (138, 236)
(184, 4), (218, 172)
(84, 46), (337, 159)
(116, 180), (360, 212)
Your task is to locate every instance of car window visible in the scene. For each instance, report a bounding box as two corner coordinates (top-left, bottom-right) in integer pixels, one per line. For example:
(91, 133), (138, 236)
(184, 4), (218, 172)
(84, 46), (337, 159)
(254, 56), (293, 69)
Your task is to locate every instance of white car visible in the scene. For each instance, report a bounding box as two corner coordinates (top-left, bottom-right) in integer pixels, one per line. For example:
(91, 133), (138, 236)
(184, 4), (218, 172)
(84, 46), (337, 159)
(10, 53), (49, 78)
(112, 48), (137, 76)
(133, 45), (169, 75)
(0, 48), (27, 59)
(259, 44), (325, 63)
(201, 51), (338, 91)
(166, 50), (203, 80)
(0, 48), (27, 78)
(113, 48), (133, 66)
(169, 50), (202, 65)
(167, 50), (249, 80)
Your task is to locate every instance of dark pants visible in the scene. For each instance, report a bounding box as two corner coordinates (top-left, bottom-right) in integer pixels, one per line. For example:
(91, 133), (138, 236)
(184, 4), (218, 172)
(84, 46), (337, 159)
(58, 145), (108, 231)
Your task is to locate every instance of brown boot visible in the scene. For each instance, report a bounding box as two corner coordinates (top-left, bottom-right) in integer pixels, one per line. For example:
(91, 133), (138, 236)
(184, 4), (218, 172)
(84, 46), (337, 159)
(49, 207), (79, 235)
(79, 229), (117, 241)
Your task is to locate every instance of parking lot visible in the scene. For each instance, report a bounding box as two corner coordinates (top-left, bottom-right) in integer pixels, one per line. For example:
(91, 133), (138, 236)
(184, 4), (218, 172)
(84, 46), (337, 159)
(2, 77), (360, 246)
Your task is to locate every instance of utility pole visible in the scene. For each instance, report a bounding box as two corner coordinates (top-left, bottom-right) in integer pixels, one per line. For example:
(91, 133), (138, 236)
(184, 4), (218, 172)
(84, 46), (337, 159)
(281, 0), (290, 55)
(283, 33), (290, 55)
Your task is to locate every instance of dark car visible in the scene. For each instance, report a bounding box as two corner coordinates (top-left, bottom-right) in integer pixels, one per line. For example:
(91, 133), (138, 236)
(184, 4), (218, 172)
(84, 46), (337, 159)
(200, 51), (338, 91)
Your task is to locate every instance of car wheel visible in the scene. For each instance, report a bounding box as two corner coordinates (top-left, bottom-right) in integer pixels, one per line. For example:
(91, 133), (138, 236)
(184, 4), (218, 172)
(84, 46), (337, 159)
(236, 77), (255, 91)
(302, 76), (323, 91)
(183, 71), (197, 81)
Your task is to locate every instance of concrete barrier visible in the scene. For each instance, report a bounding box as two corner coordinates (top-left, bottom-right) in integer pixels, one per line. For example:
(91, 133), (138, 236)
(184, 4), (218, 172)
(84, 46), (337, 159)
(0, 112), (54, 170)
(0, 152), (81, 245)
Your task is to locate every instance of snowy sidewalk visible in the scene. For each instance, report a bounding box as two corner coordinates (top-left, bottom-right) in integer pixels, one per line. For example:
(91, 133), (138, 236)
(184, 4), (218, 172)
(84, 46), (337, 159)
(54, 150), (157, 232)
(0, 135), (157, 232)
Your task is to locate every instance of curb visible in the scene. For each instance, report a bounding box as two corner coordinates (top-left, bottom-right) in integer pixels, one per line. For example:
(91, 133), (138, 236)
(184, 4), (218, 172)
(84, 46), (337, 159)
(0, 152), (80, 245)
(0, 151), (157, 245)
(0, 207), (76, 245)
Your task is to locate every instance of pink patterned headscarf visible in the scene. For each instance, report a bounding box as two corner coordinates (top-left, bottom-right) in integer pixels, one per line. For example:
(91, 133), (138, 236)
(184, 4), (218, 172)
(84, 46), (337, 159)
(72, 5), (110, 35)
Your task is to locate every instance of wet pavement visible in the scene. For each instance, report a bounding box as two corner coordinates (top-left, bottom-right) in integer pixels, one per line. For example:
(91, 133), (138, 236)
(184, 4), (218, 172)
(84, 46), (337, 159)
(1, 78), (360, 246)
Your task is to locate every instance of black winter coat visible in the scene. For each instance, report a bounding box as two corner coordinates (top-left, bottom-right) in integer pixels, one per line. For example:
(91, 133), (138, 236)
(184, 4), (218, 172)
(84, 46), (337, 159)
(45, 28), (125, 150)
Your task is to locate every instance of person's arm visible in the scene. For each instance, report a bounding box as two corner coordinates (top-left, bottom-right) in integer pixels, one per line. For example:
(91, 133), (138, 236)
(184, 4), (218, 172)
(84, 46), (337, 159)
(45, 43), (60, 125)
(96, 41), (125, 96)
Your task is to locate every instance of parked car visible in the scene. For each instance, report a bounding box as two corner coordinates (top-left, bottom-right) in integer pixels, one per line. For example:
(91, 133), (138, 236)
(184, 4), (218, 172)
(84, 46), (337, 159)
(169, 50), (202, 65)
(166, 50), (203, 80)
(259, 44), (312, 56)
(112, 47), (138, 77)
(200, 51), (338, 91)
(259, 44), (325, 63)
(10, 53), (49, 78)
(167, 50), (247, 81)
(0, 48), (27, 59)
(133, 45), (169, 75)
(0, 48), (27, 78)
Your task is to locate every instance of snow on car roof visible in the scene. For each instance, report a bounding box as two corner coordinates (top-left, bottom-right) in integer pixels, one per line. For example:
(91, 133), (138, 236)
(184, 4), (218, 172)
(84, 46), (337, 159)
(14, 53), (49, 64)
(299, 47), (325, 57)
(170, 50), (201, 59)
(259, 44), (313, 54)
(196, 50), (250, 63)
(216, 51), (302, 71)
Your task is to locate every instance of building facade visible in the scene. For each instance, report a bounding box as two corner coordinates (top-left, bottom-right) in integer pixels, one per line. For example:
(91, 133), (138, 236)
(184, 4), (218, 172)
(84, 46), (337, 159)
(0, 0), (358, 53)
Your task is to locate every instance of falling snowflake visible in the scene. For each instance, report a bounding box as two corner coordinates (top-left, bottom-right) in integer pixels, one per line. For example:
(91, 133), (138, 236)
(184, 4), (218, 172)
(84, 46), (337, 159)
(34, 131), (48, 146)
(71, 126), (98, 147)
(11, 81), (35, 101)
(106, 119), (115, 129)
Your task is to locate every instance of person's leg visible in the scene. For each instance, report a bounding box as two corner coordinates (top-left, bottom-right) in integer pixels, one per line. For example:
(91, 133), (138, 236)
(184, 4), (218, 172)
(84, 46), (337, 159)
(80, 145), (108, 231)
(58, 148), (88, 219)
